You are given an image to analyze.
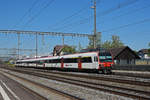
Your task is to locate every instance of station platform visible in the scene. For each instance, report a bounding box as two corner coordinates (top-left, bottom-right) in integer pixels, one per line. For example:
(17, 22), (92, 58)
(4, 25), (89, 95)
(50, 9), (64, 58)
(0, 72), (43, 100)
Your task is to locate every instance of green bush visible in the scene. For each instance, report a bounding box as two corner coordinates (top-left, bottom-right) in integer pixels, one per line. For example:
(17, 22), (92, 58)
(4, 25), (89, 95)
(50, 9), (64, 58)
(148, 49), (150, 57)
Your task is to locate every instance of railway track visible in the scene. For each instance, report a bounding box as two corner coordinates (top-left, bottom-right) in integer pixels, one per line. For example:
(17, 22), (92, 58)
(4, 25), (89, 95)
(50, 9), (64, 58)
(0, 69), (83, 100)
(112, 71), (150, 79)
(0, 72), (47, 100)
(15, 65), (150, 79)
(17, 66), (150, 80)
(15, 67), (150, 86)
(1, 67), (150, 100)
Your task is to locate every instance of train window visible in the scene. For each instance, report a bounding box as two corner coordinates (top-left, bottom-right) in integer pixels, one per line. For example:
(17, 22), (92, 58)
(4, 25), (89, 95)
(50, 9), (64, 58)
(99, 52), (112, 62)
(94, 56), (98, 62)
(16, 62), (20, 64)
(64, 58), (78, 63)
(49, 60), (52, 63)
(39, 60), (44, 64)
(81, 57), (92, 63)
(32, 61), (36, 64)
(44, 60), (49, 63)
(49, 59), (61, 63)
(35, 61), (40, 64)
(26, 61), (31, 63)
(73, 58), (78, 63)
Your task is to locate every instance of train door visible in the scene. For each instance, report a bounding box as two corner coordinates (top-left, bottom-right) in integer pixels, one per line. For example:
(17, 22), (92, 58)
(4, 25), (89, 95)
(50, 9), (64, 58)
(93, 56), (98, 69)
(61, 58), (64, 68)
(78, 56), (82, 69)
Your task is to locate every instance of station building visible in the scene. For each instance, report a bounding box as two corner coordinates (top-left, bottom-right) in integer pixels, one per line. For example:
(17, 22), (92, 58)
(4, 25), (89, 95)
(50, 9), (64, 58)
(138, 49), (150, 59)
(110, 46), (140, 65)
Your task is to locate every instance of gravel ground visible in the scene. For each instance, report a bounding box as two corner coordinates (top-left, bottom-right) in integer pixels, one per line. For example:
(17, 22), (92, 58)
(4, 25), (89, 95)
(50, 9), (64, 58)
(26, 70), (150, 93)
(32, 69), (150, 83)
(16, 67), (150, 83)
(56, 71), (150, 83)
(112, 70), (150, 75)
(0, 69), (133, 100)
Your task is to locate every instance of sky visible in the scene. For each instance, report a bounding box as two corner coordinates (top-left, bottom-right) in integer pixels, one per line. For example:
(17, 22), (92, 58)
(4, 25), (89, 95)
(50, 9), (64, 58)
(0, 0), (150, 56)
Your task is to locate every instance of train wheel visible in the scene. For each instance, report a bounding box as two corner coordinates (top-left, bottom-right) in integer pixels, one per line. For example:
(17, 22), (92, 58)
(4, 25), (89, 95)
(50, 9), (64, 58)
(103, 69), (108, 74)
(107, 69), (112, 74)
(97, 70), (102, 74)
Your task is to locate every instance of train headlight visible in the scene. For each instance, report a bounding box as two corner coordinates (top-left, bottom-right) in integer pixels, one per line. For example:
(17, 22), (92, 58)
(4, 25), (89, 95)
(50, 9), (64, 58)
(100, 64), (104, 67)
(110, 64), (114, 67)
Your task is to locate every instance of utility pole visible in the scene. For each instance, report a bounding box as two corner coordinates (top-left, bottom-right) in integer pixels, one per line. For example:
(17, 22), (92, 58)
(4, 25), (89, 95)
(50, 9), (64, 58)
(36, 33), (38, 59)
(91, 0), (97, 48)
(17, 32), (20, 59)
(62, 35), (64, 45)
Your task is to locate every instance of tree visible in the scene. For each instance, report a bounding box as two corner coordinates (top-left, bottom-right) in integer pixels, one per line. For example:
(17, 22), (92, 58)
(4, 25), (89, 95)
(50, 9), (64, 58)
(87, 32), (102, 48)
(87, 32), (124, 49)
(148, 42), (150, 57)
(87, 36), (94, 48)
(148, 49), (150, 57)
(78, 42), (83, 51)
(111, 35), (124, 48)
(133, 50), (138, 55)
(62, 46), (76, 54)
(102, 35), (124, 49)
(95, 32), (102, 48)
(102, 40), (112, 49)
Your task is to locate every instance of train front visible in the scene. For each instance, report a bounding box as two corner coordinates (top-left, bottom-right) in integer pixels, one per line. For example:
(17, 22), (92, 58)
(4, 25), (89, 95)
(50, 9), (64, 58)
(98, 51), (114, 74)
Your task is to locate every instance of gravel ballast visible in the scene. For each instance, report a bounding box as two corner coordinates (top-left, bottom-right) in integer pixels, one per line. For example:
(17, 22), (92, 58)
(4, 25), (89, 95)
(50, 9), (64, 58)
(0, 69), (133, 100)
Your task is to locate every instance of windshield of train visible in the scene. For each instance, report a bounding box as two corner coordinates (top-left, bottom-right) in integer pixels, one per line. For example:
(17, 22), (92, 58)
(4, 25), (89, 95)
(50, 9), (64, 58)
(99, 52), (112, 62)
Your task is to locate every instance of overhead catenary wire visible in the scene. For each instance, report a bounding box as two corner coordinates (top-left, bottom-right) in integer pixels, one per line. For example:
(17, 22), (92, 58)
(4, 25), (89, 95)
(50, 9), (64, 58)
(101, 17), (150, 33)
(70, 0), (150, 33)
(52, 0), (138, 32)
(49, 0), (101, 31)
(97, 3), (150, 25)
(23, 0), (55, 29)
(12, 0), (40, 29)
(96, 0), (138, 17)
(48, 1), (92, 30)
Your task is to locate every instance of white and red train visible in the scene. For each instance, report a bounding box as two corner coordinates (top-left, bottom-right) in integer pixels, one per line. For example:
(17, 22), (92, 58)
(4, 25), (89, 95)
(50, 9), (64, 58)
(16, 50), (114, 74)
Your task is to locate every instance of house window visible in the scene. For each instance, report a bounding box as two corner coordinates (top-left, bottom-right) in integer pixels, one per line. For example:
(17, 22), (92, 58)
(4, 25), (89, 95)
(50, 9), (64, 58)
(127, 59), (130, 64)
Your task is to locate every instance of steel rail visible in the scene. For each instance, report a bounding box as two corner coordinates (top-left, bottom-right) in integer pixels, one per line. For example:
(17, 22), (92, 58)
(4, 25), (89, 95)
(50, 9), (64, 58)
(0, 72), (47, 100)
(2, 67), (150, 100)
(1, 70), (83, 100)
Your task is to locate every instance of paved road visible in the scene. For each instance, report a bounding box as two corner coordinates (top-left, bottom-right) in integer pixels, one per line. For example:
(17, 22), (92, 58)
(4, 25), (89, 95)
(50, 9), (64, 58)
(0, 73), (45, 100)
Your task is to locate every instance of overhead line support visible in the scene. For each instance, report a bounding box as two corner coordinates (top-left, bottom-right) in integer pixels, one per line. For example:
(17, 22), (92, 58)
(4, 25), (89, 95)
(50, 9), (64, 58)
(93, 0), (97, 48)
(17, 32), (20, 60)
(0, 30), (92, 37)
(91, 0), (97, 48)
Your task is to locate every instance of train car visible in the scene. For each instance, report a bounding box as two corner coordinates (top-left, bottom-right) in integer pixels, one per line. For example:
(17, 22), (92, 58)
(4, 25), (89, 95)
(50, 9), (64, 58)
(16, 50), (114, 74)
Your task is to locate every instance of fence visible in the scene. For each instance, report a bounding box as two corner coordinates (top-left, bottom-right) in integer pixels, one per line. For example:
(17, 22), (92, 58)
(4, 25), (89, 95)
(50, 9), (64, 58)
(113, 59), (150, 71)
(135, 59), (150, 65)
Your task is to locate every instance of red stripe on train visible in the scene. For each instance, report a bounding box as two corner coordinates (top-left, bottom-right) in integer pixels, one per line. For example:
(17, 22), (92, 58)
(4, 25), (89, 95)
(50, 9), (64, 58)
(78, 58), (82, 69)
(61, 58), (64, 68)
